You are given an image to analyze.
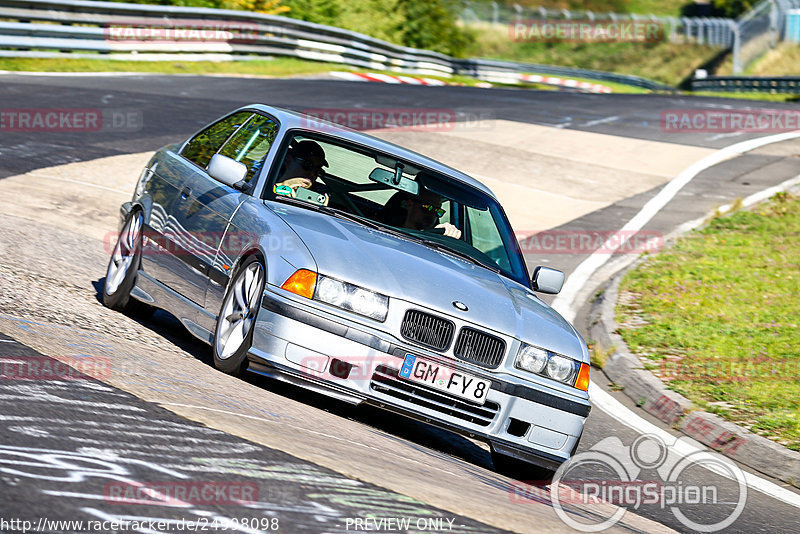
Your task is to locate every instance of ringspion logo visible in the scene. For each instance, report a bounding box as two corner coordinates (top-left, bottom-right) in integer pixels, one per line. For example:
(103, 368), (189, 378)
(510, 434), (748, 532)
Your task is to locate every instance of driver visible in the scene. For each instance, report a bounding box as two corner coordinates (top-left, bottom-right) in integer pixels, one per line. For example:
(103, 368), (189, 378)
(400, 190), (462, 239)
(274, 140), (329, 202)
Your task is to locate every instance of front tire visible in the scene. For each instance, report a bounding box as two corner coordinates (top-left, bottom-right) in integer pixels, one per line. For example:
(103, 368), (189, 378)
(213, 256), (265, 376)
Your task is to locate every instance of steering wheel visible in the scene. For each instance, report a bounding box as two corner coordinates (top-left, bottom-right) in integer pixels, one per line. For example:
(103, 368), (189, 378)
(319, 175), (365, 217)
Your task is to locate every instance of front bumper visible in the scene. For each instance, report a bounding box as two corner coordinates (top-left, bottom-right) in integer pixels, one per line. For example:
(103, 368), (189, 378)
(251, 287), (590, 469)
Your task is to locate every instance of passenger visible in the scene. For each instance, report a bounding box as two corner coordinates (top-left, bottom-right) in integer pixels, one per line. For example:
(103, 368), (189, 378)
(384, 190), (461, 239)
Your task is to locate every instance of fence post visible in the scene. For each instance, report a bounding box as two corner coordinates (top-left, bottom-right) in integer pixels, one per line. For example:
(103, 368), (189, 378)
(732, 25), (742, 74)
(769, 0), (779, 46)
(491, 1), (499, 25)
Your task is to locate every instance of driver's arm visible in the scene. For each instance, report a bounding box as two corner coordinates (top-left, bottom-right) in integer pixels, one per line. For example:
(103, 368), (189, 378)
(435, 223), (462, 239)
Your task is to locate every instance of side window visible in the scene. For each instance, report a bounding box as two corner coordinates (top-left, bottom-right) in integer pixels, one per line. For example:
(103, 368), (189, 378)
(181, 111), (252, 169)
(467, 206), (511, 272)
(218, 114), (279, 183)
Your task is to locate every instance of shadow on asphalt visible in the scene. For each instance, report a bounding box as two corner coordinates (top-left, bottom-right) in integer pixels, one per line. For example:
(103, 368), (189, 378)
(92, 275), (496, 474)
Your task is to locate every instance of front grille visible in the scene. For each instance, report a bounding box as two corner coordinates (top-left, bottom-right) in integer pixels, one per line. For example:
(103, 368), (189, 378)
(370, 365), (499, 427)
(400, 309), (454, 351)
(454, 328), (506, 368)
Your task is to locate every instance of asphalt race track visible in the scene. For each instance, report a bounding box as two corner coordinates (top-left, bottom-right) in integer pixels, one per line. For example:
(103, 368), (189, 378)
(1, 73), (799, 534)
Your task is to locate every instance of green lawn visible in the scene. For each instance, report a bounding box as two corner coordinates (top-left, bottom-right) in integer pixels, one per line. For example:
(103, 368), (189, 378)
(0, 57), (350, 76)
(626, 0), (694, 16)
(0, 56), (558, 89)
(465, 22), (723, 86)
(0, 55), (653, 93)
(616, 192), (800, 451)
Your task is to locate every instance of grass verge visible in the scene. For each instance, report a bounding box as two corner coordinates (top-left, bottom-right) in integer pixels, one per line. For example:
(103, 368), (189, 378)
(464, 22), (723, 86)
(717, 43), (800, 77)
(616, 192), (800, 451)
(0, 56), (557, 90)
(0, 57), (345, 76)
(0, 55), (654, 93)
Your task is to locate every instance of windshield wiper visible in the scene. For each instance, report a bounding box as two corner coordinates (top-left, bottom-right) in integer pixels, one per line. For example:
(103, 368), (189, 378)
(421, 239), (501, 273)
(273, 196), (416, 238)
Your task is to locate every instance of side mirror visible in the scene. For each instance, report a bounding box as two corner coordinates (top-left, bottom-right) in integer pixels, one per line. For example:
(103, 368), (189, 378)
(532, 266), (564, 294)
(208, 154), (247, 188)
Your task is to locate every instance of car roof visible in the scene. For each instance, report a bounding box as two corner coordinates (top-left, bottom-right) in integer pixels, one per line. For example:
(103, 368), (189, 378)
(241, 104), (497, 199)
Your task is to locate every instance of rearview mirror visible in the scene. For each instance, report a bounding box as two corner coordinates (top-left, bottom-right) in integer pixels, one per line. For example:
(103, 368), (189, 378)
(531, 266), (564, 294)
(369, 168), (419, 195)
(208, 154), (247, 188)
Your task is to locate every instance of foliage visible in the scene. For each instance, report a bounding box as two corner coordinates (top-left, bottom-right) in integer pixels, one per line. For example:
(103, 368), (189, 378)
(395, 0), (475, 57)
(711, 0), (756, 18)
(284, 0), (472, 56)
(109, 0), (288, 13)
(220, 0), (289, 14)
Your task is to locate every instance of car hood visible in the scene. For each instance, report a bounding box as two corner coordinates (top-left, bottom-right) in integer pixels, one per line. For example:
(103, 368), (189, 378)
(271, 204), (585, 360)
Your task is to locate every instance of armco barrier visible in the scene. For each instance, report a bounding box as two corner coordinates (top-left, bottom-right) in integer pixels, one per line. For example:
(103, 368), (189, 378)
(692, 75), (800, 93)
(1, 0), (796, 93)
(0, 0), (671, 91)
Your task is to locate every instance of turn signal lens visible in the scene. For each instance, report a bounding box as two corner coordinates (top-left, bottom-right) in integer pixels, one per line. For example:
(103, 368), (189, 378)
(575, 363), (591, 391)
(281, 269), (317, 299)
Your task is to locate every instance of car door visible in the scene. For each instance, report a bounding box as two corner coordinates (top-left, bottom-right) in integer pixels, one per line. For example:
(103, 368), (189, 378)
(169, 112), (280, 308)
(141, 110), (252, 302)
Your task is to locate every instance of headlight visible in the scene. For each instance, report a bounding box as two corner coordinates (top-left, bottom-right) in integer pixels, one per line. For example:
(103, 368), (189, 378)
(515, 342), (581, 387)
(516, 344), (548, 374)
(314, 275), (388, 322)
(546, 355), (575, 382)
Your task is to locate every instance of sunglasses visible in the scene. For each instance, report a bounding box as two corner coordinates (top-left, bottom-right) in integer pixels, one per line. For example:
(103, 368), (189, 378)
(418, 203), (446, 218)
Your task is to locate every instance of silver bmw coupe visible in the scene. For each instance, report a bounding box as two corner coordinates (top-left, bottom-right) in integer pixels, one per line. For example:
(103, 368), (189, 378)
(104, 104), (591, 478)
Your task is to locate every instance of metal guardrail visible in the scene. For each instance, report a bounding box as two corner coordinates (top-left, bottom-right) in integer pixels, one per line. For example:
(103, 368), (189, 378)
(0, 0), (673, 91)
(691, 75), (800, 93)
(454, 57), (675, 91)
(1, 0), (796, 93)
(0, 0), (455, 74)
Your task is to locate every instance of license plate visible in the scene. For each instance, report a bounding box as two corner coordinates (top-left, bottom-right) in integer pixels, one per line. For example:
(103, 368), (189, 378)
(398, 353), (490, 405)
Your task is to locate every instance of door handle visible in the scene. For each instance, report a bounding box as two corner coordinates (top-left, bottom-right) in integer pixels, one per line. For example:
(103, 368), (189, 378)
(181, 186), (192, 199)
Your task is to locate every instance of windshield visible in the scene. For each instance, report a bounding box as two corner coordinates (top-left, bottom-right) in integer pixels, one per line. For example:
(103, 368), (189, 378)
(267, 131), (529, 286)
